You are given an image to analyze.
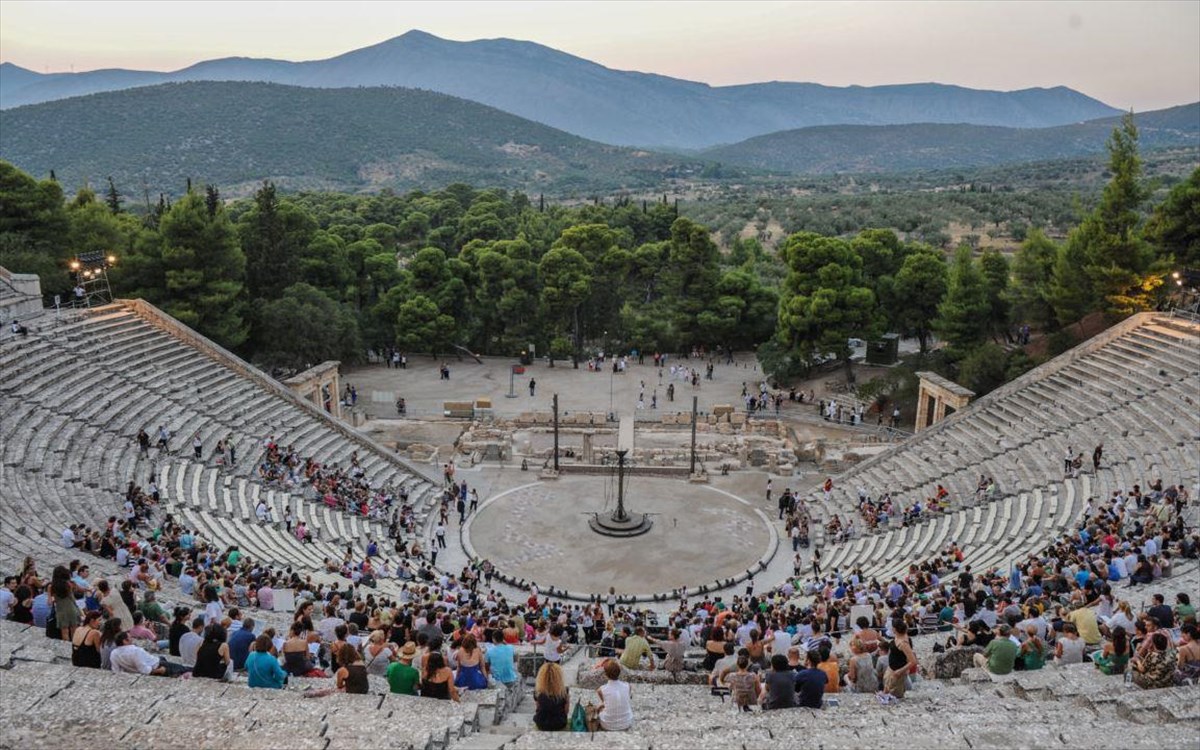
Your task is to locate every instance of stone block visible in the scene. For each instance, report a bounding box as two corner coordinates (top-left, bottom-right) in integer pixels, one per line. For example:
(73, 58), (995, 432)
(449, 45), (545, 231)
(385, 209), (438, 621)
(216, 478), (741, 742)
(443, 401), (474, 418)
(932, 646), (984, 679)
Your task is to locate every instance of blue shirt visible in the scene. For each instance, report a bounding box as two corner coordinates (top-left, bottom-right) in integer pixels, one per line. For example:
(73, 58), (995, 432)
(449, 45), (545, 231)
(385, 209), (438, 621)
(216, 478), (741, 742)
(245, 651), (287, 689)
(31, 593), (51, 628)
(793, 667), (828, 709)
(485, 643), (518, 684)
(229, 627), (257, 670)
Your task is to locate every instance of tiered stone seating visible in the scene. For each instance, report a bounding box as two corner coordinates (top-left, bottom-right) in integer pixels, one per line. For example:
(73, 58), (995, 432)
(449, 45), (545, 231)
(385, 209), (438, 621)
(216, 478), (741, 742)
(811, 313), (1200, 582)
(0, 299), (440, 573)
(0, 655), (486, 750)
(484, 669), (1192, 750)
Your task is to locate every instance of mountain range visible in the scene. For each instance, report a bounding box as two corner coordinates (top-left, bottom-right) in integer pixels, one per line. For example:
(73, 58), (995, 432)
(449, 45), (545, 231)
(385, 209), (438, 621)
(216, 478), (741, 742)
(0, 30), (1123, 149)
(702, 103), (1200, 173)
(1, 80), (1194, 199)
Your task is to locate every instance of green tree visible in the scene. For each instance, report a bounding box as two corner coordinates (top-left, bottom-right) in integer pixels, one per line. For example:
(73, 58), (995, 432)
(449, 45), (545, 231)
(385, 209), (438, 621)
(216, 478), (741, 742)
(254, 283), (362, 369)
(933, 246), (990, 356)
(158, 191), (248, 348)
(1077, 113), (1160, 317)
(662, 217), (721, 344)
(697, 268), (778, 351)
(978, 249), (1011, 341)
(238, 182), (316, 301)
(776, 232), (879, 377)
(104, 177), (122, 214)
(1048, 239), (1094, 332)
(956, 343), (1009, 396)
(538, 246), (593, 361)
(1009, 229), (1059, 331)
(891, 249), (948, 353)
(1145, 166), (1200, 267)
(296, 230), (353, 298)
(394, 294), (456, 356)
(0, 161), (70, 289)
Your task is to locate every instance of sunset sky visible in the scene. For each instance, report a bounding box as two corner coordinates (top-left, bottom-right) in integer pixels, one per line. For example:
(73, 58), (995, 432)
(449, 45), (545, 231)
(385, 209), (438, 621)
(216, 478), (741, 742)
(2, 0), (1197, 111)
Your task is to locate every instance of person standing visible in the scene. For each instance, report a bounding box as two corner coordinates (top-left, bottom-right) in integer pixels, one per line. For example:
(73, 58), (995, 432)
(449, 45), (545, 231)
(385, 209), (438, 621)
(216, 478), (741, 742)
(882, 621), (916, 699)
(529, 378), (537, 397)
(1092, 444), (1104, 472)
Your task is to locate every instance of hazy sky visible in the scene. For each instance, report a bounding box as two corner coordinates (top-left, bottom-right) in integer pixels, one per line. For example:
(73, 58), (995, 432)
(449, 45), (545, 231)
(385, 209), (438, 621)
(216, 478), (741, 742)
(2, 0), (1197, 111)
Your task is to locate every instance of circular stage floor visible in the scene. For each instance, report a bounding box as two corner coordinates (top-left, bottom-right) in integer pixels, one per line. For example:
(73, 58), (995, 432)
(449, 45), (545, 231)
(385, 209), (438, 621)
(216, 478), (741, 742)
(465, 475), (774, 597)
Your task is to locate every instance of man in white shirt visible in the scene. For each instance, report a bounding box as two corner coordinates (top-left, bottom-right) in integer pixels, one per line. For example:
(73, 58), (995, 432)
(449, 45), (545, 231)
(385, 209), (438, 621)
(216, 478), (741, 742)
(0, 577), (16, 619)
(178, 569), (197, 597)
(111, 632), (167, 675)
(1122, 550), (1139, 577)
(317, 605), (345, 644)
(61, 526), (76, 549)
(734, 619), (755, 646)
(769, 623), (794, 655)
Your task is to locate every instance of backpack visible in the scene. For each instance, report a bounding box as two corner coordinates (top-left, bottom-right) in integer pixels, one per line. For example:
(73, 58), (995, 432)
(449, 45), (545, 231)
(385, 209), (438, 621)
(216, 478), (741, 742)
(570, 700), (588, 732)
(44, 606), (60, 639)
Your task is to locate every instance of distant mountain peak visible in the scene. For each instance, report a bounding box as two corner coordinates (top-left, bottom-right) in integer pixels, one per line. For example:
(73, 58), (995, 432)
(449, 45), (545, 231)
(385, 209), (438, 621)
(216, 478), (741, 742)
(0, 34), (1124, 148)
(389, 29), (442, 43)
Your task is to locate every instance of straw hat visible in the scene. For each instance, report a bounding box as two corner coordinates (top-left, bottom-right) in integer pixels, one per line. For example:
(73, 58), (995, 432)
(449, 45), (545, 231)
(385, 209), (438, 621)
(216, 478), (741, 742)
(399, 642), (418, 662)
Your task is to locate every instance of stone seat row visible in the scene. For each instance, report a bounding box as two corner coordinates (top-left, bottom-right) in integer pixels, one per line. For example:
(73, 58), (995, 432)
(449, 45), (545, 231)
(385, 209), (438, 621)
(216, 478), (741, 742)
(1, 303), (440, 566)
(811, 349), (1197, 543)
(486, 679), (1191, 750)
(0, 659), (483, 750)
(3, 308), (409, 495)
(825, 447), (1198, 585)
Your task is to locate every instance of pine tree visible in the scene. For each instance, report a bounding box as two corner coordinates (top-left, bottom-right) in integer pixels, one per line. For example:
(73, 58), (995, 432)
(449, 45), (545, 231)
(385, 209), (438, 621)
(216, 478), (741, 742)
(159, 191), (248, 348)
(1078, 113), (1161, 317)
(1048, 239), (1093, 332)
(933, 246), (990, 356)
(104, 177), (122, 214)
(1009, 229), (1060, 331)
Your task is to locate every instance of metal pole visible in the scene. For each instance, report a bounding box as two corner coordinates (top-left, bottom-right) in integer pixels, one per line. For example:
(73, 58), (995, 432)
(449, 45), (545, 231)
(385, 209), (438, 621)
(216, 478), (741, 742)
(615, 450), (627, 521)
(609, 368), (614, 418)
(690, 396), (698, 474)
(552, 393), (560, 472)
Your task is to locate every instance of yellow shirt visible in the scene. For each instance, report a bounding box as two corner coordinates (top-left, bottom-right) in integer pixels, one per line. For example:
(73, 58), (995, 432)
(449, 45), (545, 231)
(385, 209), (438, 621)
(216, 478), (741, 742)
(1067, 607), (1101, 645)
(619, 635), (652, 670)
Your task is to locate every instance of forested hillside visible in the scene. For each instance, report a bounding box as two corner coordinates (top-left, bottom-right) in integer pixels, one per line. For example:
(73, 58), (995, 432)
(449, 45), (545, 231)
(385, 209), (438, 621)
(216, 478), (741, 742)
(0, 82), (706, 197)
